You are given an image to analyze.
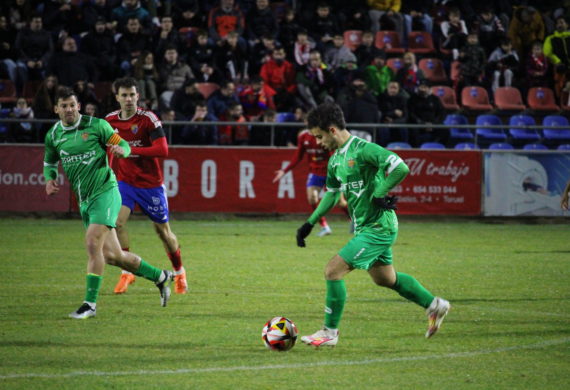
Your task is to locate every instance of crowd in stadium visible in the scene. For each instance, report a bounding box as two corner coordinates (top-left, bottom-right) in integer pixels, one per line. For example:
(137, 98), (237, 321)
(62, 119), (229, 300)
(1, 0), (570, 148)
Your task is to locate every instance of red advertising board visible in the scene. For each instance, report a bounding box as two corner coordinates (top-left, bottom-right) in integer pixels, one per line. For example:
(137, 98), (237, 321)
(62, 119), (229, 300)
(0, 145), (71, 212)
(0, 146), (481, 215)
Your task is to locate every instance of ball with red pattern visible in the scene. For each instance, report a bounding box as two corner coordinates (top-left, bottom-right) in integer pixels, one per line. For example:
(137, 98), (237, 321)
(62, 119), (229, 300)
(261, 316), (298, 351)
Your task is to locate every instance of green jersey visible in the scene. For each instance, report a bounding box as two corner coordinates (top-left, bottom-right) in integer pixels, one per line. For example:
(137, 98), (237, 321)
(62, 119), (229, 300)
(309, 135), (409, 235)
(43, 115), (127, 204)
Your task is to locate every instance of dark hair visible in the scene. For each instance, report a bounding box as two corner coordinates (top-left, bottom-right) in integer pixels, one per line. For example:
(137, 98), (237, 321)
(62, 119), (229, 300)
(55, 86), (78, 104)
(307, 103), (346, 132)
(114, 77), (138, 92)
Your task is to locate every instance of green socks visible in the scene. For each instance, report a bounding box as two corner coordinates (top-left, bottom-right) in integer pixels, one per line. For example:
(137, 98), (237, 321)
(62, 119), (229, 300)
(324, 280), (347, 329)
(133, 259), (162, 282)
(85, 273), (102, 304)
(391, 272), (434, 308)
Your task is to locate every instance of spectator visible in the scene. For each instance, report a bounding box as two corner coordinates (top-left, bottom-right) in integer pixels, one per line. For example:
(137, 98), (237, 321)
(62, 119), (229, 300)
(179, 101), (218, 145)
(195, 62), (224, 84)
(473, 6), (506, 56)
(324, 33), (357, 71)
(152, 16), (182, 61)
(8, 97), (34, 142)
(354, 31), (383, 68)
(158, 46), (195, 109)
(171, 79), (204, 119)
(207, 0), (245, 44)
(260, 47), (298, 111)
(296, 50), (334, 109)
(544, 16), (570, 97)
(0, 15), (26, 94)
(207, 80), (239, 118)
(6, 0), (31, 31)
(275, 106), (306, 146)
(188, 30), (215, 75)
(133, 50), (159, 110)
(377, 80), (409, 145)
(245, 0), (278, 44)
(402, 0), (434, 36)
(293, 29), (314, 67)
(84, 101), (98, 117)
(116, 17), (150, 75)
(15, 15), (54, 82)
(47, 36), (96, 87)
(173, 0), (206, 29)
(250, 33), (279, 76)
(159, 108), (176, 142)
(111, 0), (151, 32)
(80, 16), (117, 81)
(395, 51), (425, 95)
(341, 5), (372, 32)
(526, 41), (549, 88)
(458, 32), (486, 89)
(32, 74), (59, 119)
(440, 7), (469, 60)
(43, 0), (83, 36)
(337, 77), (379, 141)
(367, 0), (404, 38)
(307, 2), (340, 50)
(218, 101), (249, 145)
(508, 6), (545, 60)
(250, 108), (277, 145)
(333, 58), (361, 93)
(407, 80), (446, 147)
(239, 75), (276, 120)
(278, 8), (303, 56)
(364, 51), (393, 96)
(214, 30), (249, 83)
(81, 0), (113, 31)
(73, 80), (98, 108)
(488, 37), (520, 92)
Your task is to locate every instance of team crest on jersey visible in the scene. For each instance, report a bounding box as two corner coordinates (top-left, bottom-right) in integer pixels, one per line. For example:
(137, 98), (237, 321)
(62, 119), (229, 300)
(131, 125), (139, 134)
(81, 132), (89, 141)
(347, 159), (356, 168)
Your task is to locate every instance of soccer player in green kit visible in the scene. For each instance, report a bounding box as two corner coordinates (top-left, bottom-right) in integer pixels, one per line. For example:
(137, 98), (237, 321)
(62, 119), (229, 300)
(44, 87), (173, 319)
(296, 103), (450, 346)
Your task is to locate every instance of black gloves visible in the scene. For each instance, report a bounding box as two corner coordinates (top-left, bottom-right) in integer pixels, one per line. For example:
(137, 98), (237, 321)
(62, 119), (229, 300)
(373, 195), (398, 210)
(296, 222), (314, 247)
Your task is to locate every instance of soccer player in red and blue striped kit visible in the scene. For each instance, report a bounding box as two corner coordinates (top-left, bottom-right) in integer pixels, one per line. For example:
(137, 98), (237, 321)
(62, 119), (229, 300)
(105, 77), (188, 295)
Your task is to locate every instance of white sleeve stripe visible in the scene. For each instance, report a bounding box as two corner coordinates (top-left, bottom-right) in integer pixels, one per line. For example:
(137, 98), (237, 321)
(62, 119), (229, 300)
(143, 111), (162, 128)
(326, 188), (340, 192)
(386, 156), (403, 175)
(43, 162), (58, 166)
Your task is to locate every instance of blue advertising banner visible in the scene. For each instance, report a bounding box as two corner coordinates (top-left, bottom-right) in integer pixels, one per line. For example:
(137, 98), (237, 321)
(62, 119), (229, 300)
(484, 151), (570, 216)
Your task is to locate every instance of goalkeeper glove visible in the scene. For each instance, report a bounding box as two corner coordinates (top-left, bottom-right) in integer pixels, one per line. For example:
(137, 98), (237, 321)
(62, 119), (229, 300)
(296, 222), (314, 248)
(373, 195), (398, 210)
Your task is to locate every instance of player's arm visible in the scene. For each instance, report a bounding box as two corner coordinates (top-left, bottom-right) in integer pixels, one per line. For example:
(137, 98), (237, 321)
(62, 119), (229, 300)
(130, 127), (169, 157)
(43, 131), (60, 195)
(273, 134), (306, 183)
(362, 143), (409, 209)
(561, 180), (570, 210)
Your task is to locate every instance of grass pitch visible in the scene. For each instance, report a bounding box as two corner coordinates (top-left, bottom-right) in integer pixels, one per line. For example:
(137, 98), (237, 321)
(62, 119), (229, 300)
(0, 217), (569, 390)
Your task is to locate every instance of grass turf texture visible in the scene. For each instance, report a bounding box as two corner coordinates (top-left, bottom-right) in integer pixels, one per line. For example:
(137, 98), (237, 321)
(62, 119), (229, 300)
(0, 218), (569, 389)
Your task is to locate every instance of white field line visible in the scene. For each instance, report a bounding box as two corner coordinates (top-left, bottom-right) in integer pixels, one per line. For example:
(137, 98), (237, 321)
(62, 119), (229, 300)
(462, 305), (570, 318)
(1, 337), (569, 380)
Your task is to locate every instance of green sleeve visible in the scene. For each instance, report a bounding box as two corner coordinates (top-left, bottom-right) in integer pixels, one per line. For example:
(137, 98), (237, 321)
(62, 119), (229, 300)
(118, 138), (131, 157)
(43, 130), (59, 181)
(99, 118), (131, 157)
(307, 191), (340, 225)
(361, 143), (409, 198)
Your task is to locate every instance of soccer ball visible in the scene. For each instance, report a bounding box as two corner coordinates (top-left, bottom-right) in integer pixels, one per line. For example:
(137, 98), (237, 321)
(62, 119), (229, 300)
(261, 316), (298, 351)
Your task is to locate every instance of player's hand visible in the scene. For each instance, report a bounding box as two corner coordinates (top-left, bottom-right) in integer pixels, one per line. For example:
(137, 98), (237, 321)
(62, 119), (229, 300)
(109, 145), (127, 158)
(273, 169), (285, 183)
(46, 180), (59, 196)
(296, 222), (314, 248)
(373, 195), (398, 210)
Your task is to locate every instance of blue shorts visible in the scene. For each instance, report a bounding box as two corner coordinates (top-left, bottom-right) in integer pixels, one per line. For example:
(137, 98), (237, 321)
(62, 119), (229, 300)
(306, 173), (326, 188)
(118, 181), (170, 224)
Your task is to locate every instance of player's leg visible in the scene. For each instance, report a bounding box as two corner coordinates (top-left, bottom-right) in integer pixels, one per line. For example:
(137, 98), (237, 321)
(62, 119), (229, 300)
(368, 252), (450, 338)
(153, 221), (187, 294)
(113, 205), (136, 294)
(301, 255), (352, 347)
(307, 175), (331, 236)
(103, 228), (174, 307)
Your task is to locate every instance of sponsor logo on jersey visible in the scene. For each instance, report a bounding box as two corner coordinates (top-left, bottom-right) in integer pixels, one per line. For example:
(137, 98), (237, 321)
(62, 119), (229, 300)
(60, 150), (96, 165)
(131, 125), (139, 134)
(81, 132), (89, 141)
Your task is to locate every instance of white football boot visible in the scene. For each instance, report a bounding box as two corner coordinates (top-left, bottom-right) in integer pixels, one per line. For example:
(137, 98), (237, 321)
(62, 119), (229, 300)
(425, 297), (450, 338)
(301, 328), (339, 347)
(316, 225), (332, 237)
(69, 302), (96, 319)
(156, 270), (174, 307)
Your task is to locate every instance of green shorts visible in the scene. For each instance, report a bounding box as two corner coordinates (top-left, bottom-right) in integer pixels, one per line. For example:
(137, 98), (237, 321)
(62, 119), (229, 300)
(79, 186), (121, 229)
(338, 231), (397, 270)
